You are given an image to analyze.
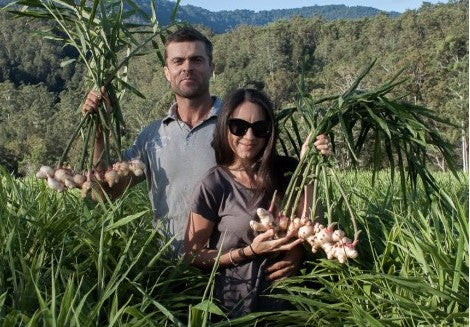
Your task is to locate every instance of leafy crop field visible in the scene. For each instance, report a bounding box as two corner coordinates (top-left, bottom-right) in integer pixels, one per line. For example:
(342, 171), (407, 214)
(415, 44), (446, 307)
(0, 167), (467, 326)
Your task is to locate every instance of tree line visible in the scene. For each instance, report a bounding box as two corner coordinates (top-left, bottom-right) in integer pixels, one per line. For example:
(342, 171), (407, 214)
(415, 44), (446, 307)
(0, 1), (467, 175)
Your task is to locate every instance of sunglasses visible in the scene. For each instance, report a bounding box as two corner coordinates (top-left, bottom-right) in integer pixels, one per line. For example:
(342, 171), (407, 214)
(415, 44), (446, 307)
(228, 118), (271, 138)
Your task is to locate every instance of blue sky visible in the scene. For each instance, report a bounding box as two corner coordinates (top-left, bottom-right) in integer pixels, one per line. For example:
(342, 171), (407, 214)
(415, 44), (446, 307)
(180, 1), (445, 13)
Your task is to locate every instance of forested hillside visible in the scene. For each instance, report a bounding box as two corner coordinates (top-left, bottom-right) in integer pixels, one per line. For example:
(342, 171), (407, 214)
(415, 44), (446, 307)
(0, 0), (399, 33)
(0, 1), (467, 175)
(126, 0), (399, 33)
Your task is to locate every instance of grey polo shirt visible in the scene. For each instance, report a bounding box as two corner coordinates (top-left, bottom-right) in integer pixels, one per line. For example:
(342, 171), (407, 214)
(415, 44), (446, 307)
(123, 97), (221, 254)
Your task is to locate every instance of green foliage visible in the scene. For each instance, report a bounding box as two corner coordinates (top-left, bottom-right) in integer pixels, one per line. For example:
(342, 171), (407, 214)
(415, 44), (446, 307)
(0, 82), (58, 175)
(68, 0), (399, 34)
(0, 12), (80, 92)
(5, 0), (183, 171)
(279, 60), (458, 222)
(0, 169), (211, 325)
(0, 168), (467, 325)
(261, 171), (469, 326)
(0, 1), (466, 175)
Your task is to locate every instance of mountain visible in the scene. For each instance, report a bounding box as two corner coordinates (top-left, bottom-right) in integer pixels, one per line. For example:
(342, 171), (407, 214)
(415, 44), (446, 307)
(136, 1), (400, 33)
(0, 0), (400, 33)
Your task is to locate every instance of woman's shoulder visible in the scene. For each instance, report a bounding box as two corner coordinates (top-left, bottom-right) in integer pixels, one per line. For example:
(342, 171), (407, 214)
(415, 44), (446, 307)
(198, 166), (231, 190)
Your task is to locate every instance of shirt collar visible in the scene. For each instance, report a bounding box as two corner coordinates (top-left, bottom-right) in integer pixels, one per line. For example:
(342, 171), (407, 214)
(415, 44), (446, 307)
(162, 96), (222, 125)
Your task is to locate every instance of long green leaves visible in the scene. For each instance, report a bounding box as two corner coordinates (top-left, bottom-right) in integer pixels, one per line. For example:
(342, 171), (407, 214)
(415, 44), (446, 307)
(0, 166), (210, 325)
(0, 167), (467, 325)
(278, 61), (458, 226)
(3, 0), (181, 170)
(264, 172), (468, 326)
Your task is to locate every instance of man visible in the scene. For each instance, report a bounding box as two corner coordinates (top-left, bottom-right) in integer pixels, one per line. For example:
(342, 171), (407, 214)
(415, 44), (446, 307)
(83, 27), (330, 280)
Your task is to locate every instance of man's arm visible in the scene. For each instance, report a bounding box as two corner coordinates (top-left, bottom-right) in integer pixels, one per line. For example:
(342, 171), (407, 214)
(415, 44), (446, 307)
(82, 87), (143, 200)
(265, 244), (305, 281)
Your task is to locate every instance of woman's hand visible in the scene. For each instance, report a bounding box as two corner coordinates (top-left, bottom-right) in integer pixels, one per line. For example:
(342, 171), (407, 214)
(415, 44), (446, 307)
(250, 229), (303, 255)
(300, 133), (331, 159)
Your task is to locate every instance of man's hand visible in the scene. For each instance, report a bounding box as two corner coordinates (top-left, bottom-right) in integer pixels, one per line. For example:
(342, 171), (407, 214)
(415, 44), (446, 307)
(265, 244), (305, 282)
(82, 86), (112, 115)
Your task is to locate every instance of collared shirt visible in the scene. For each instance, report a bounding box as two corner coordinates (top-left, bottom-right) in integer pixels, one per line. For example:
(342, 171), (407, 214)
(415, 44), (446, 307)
(123, 97), (222, 254)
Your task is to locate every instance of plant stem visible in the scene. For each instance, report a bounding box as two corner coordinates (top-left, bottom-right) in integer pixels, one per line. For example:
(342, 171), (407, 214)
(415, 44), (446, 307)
(88, 117), (98, 172)
(329, 168), (359, 234)
(321, 165), (333, 225)
(58, 113), (90, 168)
(79, 119), (94, 172)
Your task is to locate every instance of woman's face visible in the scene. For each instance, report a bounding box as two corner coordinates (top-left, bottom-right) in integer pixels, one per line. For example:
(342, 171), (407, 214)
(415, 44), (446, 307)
(227, 101), (269, 165)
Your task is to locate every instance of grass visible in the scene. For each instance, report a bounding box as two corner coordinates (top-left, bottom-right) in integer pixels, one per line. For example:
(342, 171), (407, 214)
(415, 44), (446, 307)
(250, 170), (469, 326)
(0, 167), (468, 326)
(0, 166), (209, 326)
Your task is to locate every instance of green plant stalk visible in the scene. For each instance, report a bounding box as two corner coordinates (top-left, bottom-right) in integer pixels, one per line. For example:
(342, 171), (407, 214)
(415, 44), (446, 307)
(283, 153), (313, 218)
(282, 127), (322, 215)
(79, 119), (94, 172)
(43, 1), (99, 85)
(58, 113), (90, 167)
(97, 104), (113, 163)
(88, 118), (99, 172)
(101, 126), (110, 169)
(281, 130), (319, 211)
(98, 104), (122, 161)
(329, 168), (359, 235)
(309, 161), (322, 221)
(321, 165), (333, 224)
(289, 155), (317, 218)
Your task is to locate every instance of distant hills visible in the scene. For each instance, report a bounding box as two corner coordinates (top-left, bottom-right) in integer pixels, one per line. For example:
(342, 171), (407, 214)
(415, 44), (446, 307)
(134, 0), (400, 33)
(0, 0), (400, 33)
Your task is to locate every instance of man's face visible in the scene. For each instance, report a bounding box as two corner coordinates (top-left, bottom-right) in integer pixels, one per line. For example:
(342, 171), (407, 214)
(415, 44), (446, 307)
(164, 41), (214, 99)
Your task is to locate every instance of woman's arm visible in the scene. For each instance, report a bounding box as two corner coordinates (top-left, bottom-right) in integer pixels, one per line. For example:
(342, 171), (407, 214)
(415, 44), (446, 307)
(184, 211), (303, 269)
(184, 211), (226, 268)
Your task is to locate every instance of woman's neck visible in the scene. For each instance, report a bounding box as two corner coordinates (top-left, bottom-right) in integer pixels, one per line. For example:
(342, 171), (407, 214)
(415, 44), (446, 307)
(226, 160), (260, 189)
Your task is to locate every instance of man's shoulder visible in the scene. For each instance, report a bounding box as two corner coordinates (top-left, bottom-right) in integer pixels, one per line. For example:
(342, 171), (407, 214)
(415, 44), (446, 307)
(137, 119), (165, 137)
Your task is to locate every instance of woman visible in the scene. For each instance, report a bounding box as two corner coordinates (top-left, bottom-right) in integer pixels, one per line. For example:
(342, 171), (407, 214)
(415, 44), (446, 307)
(184, 88), (327, 317)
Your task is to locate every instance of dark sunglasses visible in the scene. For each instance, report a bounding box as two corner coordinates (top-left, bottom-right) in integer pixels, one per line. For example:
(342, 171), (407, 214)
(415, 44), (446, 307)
(228, 118), (271, 138)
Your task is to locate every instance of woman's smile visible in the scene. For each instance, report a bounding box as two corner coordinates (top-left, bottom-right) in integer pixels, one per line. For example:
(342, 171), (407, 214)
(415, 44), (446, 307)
(227, 101), (267, 164)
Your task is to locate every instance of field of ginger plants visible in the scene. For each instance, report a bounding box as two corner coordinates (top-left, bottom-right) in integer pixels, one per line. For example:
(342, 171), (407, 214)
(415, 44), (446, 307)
(0, 166), (467, 326)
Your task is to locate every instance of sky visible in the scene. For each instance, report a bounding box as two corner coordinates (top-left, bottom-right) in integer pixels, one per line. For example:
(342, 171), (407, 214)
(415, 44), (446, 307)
(179, 0), (445, 13)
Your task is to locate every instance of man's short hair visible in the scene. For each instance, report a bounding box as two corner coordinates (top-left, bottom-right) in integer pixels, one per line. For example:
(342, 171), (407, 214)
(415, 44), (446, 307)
(164, 27), (213, 64)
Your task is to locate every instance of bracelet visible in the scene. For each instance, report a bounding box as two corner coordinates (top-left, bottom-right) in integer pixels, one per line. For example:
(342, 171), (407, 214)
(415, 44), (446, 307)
(238, 247), (249, 260)
(228, 248), (238, 266)
(249, 244), (258, 256)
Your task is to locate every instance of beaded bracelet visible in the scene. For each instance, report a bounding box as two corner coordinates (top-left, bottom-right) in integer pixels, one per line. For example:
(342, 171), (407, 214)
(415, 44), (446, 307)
(228, 248), (238, 266)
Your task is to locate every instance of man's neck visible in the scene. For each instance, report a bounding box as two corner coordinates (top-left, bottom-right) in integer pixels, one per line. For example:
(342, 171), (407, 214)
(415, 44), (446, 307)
(175, 95), (213, 128)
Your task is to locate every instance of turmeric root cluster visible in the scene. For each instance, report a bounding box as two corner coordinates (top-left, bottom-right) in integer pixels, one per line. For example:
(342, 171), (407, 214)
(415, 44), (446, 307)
(35, 159), (145, 197)
(250, 207), (360, 264)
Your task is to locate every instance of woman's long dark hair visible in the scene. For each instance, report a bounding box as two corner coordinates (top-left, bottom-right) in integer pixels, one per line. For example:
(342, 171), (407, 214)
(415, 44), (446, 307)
(212, 88), (277, 202)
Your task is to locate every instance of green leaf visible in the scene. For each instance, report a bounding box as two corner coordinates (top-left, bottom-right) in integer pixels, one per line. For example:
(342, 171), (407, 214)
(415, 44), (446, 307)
(170, 0), (181, 21)
(104, 210), (149, 232)
(115, 77), (146, 99)
(192, 300), (225, 316)
(364, 104), (391, 139)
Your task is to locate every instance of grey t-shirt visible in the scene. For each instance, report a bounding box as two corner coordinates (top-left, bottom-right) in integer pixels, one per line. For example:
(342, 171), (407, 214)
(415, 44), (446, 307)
(123, 97), (222, 254)
(190, 157), (297, 317)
